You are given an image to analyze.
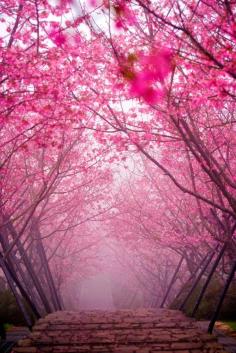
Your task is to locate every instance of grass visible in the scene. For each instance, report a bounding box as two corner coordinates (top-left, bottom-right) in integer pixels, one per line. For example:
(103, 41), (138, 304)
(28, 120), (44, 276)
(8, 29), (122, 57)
(223, 321), (236, 331)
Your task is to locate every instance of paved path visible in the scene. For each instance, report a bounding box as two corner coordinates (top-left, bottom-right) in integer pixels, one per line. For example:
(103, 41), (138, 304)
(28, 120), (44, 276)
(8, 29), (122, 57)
(13, 309), (227, 353)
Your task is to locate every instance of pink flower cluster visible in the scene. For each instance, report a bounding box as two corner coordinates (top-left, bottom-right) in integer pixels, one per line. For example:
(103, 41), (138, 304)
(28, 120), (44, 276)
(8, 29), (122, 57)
(113, 1), (136, 29)
(128, 47), (173, 104)
(49, 23), (67, 47)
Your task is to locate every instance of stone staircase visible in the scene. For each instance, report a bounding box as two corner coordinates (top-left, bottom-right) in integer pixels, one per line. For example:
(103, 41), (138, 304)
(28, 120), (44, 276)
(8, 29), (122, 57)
(13, 309), (228, 353)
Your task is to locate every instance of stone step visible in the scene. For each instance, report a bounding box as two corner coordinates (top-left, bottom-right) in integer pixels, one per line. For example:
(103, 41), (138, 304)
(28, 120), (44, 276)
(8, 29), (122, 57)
(13, 309), (228, 353)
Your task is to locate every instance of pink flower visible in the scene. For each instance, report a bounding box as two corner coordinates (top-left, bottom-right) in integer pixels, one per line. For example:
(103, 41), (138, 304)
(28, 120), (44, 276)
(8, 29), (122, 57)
(130, 72), (164, 104)
(115, 19), (123, 29)
(141, 86), (163, 104)
(49, 24), (67, 47)
(113, 1), (136, 29)
(124, 46), (173, 104)
(141, 47), (173, 83)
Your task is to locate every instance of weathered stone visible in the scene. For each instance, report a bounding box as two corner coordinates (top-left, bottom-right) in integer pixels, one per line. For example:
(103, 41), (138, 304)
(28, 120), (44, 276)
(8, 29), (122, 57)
(171, 342), (203, 349)
(14, 347), (38, 352)
(17, 338), (32, 347)
(13, 309), (228, 353)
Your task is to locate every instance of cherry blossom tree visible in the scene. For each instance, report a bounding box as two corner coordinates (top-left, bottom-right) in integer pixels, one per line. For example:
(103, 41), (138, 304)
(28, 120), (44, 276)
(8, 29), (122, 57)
(0, 0), (235, 327)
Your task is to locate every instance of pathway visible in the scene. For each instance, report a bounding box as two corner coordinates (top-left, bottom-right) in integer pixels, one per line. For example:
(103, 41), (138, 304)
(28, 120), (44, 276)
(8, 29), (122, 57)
(13, 309), (228, 353)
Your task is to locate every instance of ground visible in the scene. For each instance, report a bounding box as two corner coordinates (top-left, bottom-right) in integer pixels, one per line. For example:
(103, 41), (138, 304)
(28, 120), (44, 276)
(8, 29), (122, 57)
(13, 309), (228, 353)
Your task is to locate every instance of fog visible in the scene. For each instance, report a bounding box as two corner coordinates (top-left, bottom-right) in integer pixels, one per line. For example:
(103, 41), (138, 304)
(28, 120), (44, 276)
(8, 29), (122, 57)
(58, 231), (184, 312)
(79, 273), (115, 310)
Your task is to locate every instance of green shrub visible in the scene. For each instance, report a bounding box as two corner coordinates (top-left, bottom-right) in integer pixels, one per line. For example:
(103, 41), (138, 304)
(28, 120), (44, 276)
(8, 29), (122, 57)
(3, 323), (13, 331)
(0, 289), (34, 326)
(223, 321), (236, 331)
(170, 277), (236, 320)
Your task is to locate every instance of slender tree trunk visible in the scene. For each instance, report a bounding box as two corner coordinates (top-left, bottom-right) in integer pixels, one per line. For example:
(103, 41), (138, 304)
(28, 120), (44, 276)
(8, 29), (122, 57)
(0, 229), (43, 315)
(0, 252), (41, 319)
(160, 255), (184, 308)
(0, 255), (33, 327)
(5, 217), (53, 313)
(208, 261), (236, 333)
(191, 242), (227, 316)
(179, 246), (218, 310)
(34, 223), (62, 311)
